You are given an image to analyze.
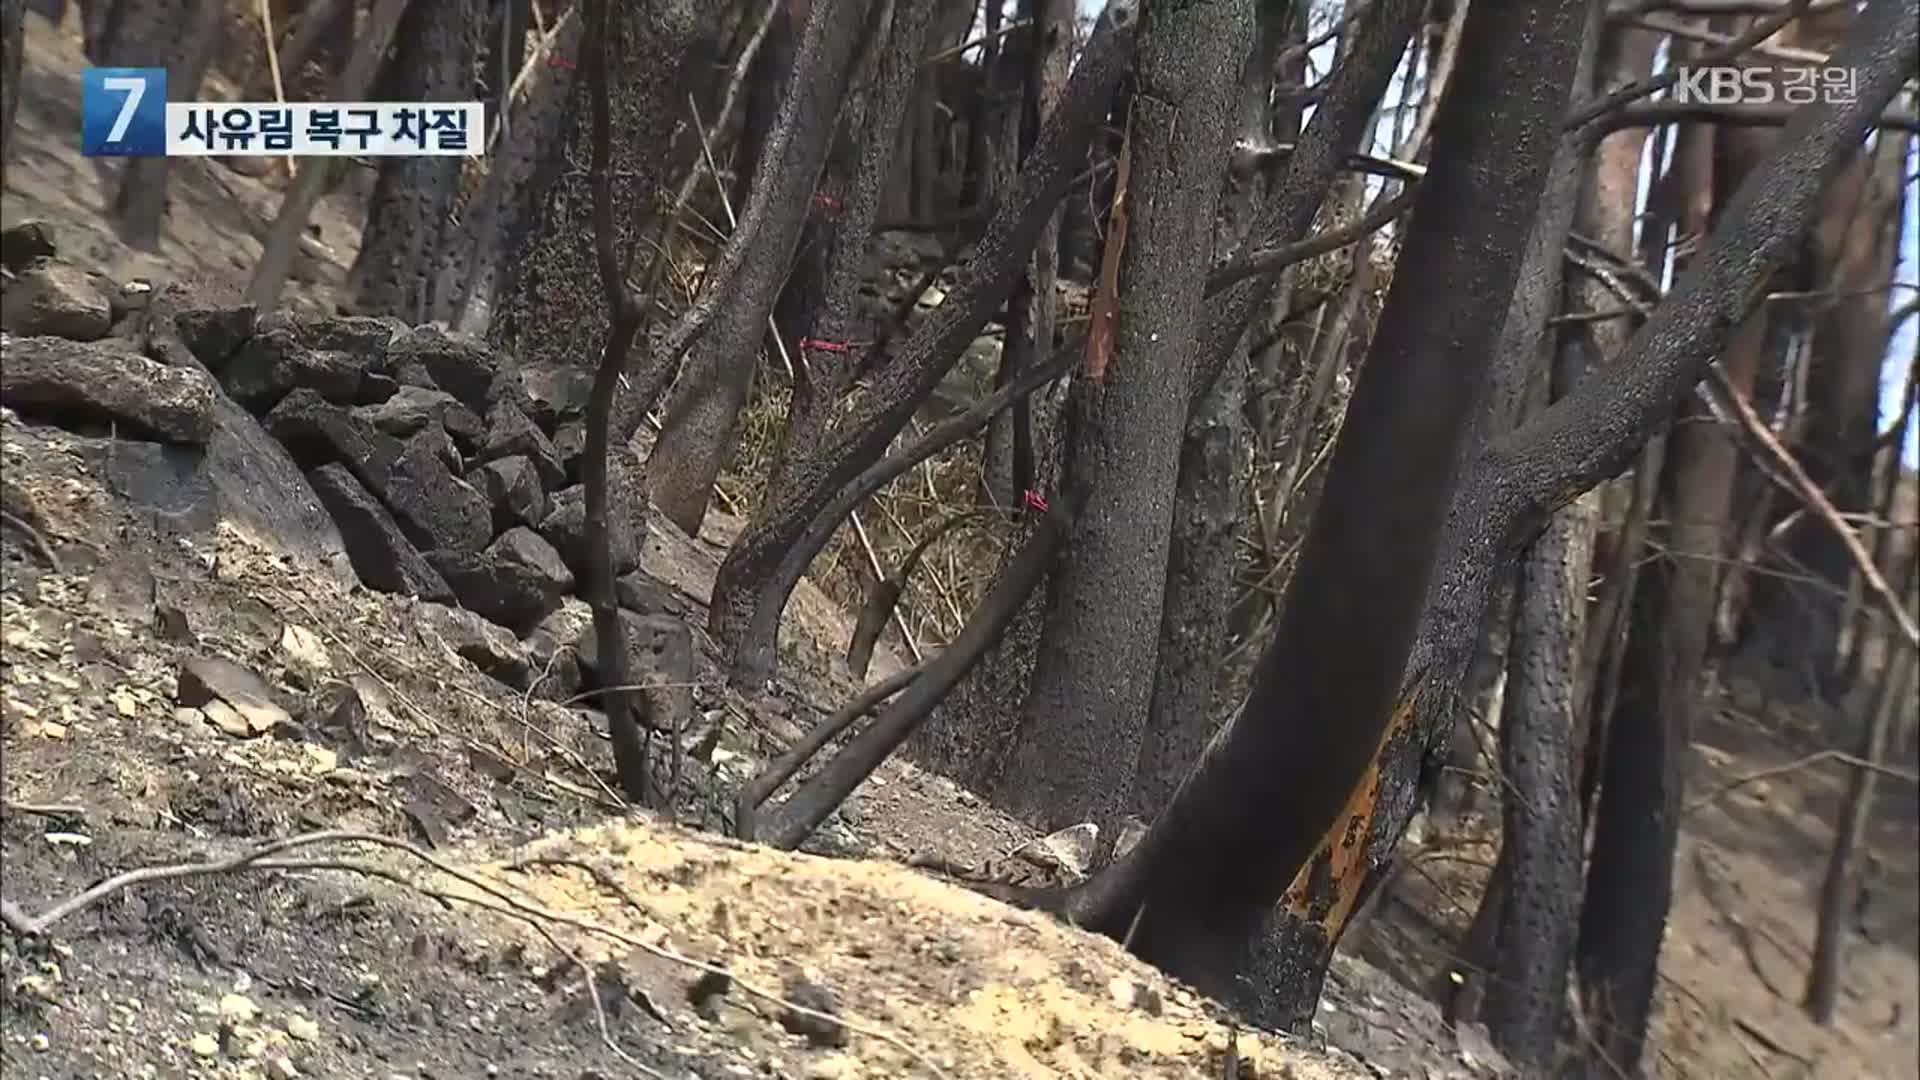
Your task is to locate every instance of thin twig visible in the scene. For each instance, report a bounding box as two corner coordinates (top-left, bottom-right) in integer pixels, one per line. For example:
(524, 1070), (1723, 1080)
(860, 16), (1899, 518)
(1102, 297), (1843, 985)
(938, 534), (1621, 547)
(1702, 366), (1920, 650)
(1685, 748), (1920, 817)
(0, 801), (86, 818)
(255, 0), (291, 168)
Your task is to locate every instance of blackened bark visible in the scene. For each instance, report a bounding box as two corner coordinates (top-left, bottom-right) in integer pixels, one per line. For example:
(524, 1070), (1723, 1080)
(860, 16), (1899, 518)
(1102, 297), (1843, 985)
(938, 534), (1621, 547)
(707, 0), (1141, 689)
(760, 507), (1072, 848)
(580, 0), (654, 804)
(643, 0), (879, 537)
(1130, 3), (1276, 824)
(1132, 348), (1249, 823)
(1259, 5), (1601, 1028)
(981, 0), (1068, 510)
(989, 0), (1254, 839)
(1468, 33), (1600, 1062)
(348, 0), (487, 320)
(778, 0), (940, 489)
(436, 7), (583, 334)
(1064, 0), (1592, 1003)
(490, 1), (719, 372)
(1576, 330), (1756, 1075)
(1483, 491), (1592, 1067)
(110, 0), (225, 252)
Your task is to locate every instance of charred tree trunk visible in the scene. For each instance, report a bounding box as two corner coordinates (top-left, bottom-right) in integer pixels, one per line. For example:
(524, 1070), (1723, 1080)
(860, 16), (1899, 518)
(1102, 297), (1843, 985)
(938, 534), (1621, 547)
(777, 0), (939, 498)
(435, 6), (582, 334)
(1576, 306), (1768, 1077)
(489, 1), (720, 371)
(347, 0), (487, 320)
(980, 0), (1068, 510)
(642, 0), (879, 537)
(1129, 0), (1278, 826)
(1061, 0), (1592, 1010)
(706, 0), (1141, 689)
(110, 0), (226, 252)
(989, 0), (1253, 840)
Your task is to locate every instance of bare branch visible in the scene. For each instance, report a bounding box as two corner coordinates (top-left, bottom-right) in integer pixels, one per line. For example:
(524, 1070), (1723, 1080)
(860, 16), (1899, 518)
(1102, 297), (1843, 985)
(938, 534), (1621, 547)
(1700, 366), (1920, 649)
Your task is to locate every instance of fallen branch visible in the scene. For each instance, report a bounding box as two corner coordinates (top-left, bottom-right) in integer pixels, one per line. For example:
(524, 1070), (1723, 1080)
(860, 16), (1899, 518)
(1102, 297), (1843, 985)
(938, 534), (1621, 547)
(0, 829), (952, 1078)
(1684, 748), (1920, 817)
(761, 508), (1071, 849)
(735, 662), (926, 841)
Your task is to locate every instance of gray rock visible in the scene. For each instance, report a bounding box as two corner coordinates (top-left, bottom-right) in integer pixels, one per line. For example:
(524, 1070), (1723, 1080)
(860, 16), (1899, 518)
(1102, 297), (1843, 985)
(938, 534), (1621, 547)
(170, 304), (257, 372)
(98, 393), (353, 583)
(538, 485), (639, 579)
(265, 388), (403, 495)
(470, 455), (547, 531)
(308, 463), (453, 603)
(412, 602), (533, 688)
(1, 260), (113, 340)
(0, 334), (216, 443)
(475, 400), (564, 489)
(383, 434), (492, 554)
(224, 319), (371, 410)
(428, 528), (573, 630)
(492, 526), (573, 591)
(616, 571), (685, 616)
(519, 364), (594, 431)
(354, 385), (482, 447)
(176, 656), (294, 737)
(408, 421), (464, 474)
(386, 324), (508, 413)
(550, 420), (586, 483)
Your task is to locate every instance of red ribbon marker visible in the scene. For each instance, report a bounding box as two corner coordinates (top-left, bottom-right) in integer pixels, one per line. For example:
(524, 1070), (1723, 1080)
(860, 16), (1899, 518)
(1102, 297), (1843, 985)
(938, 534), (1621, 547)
(1022, 489), (1050, 513)
(811, 192), (842, 214)
(548, 54), (576, 71)
(798, 338), (854, 356)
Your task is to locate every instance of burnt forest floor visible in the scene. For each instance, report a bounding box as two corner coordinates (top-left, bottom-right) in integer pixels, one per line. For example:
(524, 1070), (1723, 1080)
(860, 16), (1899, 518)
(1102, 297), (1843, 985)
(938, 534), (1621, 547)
(4, 9), (1917, 1080)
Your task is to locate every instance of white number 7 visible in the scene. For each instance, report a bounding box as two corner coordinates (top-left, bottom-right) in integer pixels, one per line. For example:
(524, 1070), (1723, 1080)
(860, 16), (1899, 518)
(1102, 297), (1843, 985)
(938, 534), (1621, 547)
(102, 75), (147, 143)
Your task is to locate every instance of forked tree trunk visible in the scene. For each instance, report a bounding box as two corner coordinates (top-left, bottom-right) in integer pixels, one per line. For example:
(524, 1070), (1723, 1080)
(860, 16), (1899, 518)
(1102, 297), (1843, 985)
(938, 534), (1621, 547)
(642, 0), (878, 537)
(705, 0), (1142, 689)
(347, 0), (486, 320)
(989, 0), (1255, 840)
(1060, 0), (1911, 1034)
(1059, 0), (1592, 1011)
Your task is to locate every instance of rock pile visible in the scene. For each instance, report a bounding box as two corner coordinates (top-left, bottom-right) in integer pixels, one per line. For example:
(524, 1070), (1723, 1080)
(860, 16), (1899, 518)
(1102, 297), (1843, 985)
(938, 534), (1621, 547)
(0, 222), (690, 719)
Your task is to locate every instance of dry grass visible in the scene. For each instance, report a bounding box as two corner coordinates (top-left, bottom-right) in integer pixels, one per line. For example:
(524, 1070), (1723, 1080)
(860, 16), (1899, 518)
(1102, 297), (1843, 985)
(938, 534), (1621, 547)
(718, 366), (1015, 655)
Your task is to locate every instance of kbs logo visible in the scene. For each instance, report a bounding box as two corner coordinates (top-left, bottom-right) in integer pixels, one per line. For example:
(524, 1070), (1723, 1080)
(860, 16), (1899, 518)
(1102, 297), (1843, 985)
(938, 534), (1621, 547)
(1673, 66), (1859, 106)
